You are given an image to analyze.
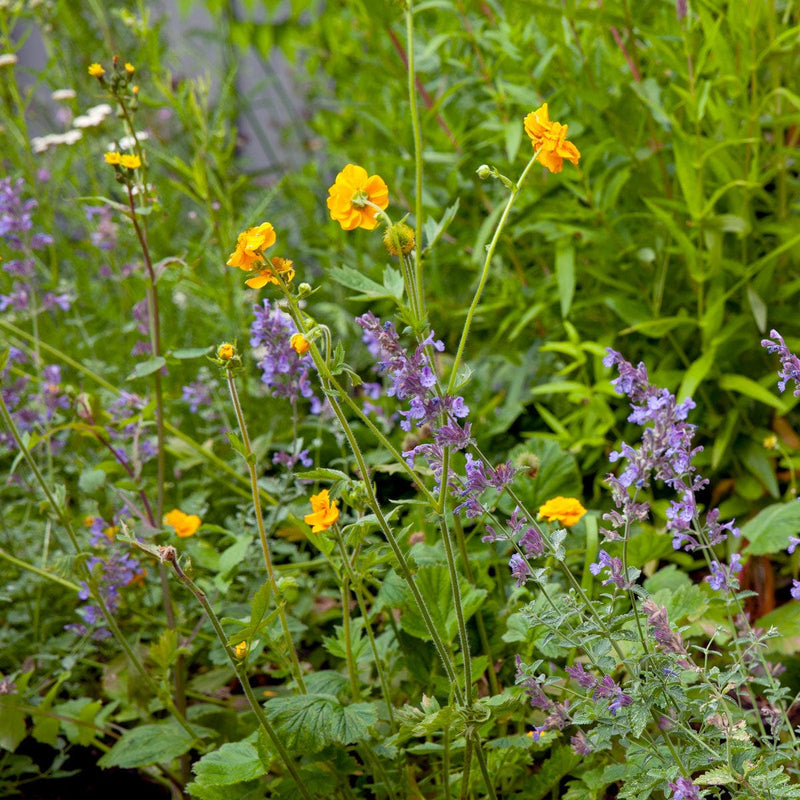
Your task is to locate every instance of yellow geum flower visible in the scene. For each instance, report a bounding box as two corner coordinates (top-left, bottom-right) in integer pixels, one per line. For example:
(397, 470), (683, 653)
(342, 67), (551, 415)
(524, 103), (581, 174)
(227, 222), (276, 271)
(538, 496), (587, 527)
(120, 154), (141, 169)
(217, 342), (235, 360)
(163, 508), (202, 538)
(232, 641), (248, 659)
(104, 151), (122, 165)
(326, 164), (389, 231)
(290, 333), (310, 354)
(304, 490), (340, 533)
(245, 256), (295, 289)
(88, 63), (105, 78)
(125, 62), (135, 74)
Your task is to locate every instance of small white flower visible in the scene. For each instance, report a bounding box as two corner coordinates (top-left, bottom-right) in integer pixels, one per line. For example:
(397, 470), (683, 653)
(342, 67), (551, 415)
(51, 89), (77, 102)
(0, 53), (18, 67)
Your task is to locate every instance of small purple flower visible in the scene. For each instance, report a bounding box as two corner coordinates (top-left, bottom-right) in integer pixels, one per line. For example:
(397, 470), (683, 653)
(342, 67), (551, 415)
(762, 330), (800, 396)
(589, 549), (630, 589)
(519, 526), (544, 557)
(641, 598), (687, 656)
(787, 536), (800, 555)
(509, 553), (530, 586)
(668, 777), (700, 800)
(571, 730), (592, 755)
(791, 580), (800, 601)
(566, 663), (597, 690)
(272, 449), (312, 470)
(593, 675), (632, 715)
(251, 300), (321, 411)
(705, 553), (742, 593)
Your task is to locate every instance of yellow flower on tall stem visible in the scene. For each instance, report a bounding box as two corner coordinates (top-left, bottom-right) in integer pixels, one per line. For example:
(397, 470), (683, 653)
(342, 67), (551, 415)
(523, 103), (581, 174)
(326, 164), (389, 231)
(163, 508), (202, 538)
(304, 490), (339, 532)
(227, 222), (276, 271)
(88, 62), (105, 78)
(538, 496), (587, 527)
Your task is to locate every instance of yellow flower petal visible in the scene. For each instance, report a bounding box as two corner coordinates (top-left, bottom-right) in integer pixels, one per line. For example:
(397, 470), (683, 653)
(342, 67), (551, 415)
(164, 508), (202, 538)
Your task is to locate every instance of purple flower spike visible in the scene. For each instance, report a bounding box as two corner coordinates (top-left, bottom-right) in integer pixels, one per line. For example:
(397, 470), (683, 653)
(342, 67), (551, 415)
(762, 330), (800, 396)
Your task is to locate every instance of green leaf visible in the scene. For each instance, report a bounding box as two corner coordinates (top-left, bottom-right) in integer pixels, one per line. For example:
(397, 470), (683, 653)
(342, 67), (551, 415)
(621, 316), (696, 338)
(0, 701), (26, 752)
(263, 694), (376, 753)
(228, 582), (272, 643)
(741, 502), (800, 555)
(99, 721), (198, 768)
(54, 698), (102, 746)
(226, 432), (249, 459)
(400, 564), (487, 644)
(126, 356), (167, 381)
(718, 374), (785, 410)
(328, 265), (402, 301)
(192, 739), (267, 786)
(78, 467), (106, 493)
(740, 441), (780, 498)
(422, 199), (459, 252)
(295, 468), (350, 482)
(678, 348), (716, 403)
(555, 239), (575, 318)
(746, 286), (767, 333)
(697, 767), (736, 786)
(172, 347), (212, 359)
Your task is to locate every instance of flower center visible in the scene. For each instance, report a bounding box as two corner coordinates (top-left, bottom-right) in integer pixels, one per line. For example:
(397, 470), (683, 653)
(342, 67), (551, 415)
(350, 189), (370, 209)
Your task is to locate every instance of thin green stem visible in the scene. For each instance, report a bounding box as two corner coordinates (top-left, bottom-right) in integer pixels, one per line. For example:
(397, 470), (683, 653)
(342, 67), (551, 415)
(157, 547), (313, 800)
(405, 3), (426, 318)
(447, 152), (539, 395)
(225, 368), (307, 692)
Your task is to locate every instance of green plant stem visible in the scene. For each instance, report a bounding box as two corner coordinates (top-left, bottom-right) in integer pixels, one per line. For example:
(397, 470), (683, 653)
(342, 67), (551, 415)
(438, 452), (472, 704)
(333, 527), (396, 728)
(225, 368), (307, 693)
(460, 734), (473, 800)
(442, 724), (452, 800)
(471, 735), (497, 800)
(447, 151), (539, 395)
(0, 546), (81, 592)
(339, 571), (362, 701)
(157, 547), (313, 800)
(281, 291), (462, 703)
(405, 2), (426, 318)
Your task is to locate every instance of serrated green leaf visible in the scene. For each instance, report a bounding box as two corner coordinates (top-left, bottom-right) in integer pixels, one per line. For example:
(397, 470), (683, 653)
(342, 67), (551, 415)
(697, 766), (735, 785)
(400, 564), (487, 644)
(328, 265), (399, 300)
(226, 431), (248, 459)
(98, 721), (198, 768)
(54, 698), (102, 746)
(126, 356), (167, 380)
(78, 466), (106, 493)
(263, 694), (376, 753)
(191, 739), (267, 786)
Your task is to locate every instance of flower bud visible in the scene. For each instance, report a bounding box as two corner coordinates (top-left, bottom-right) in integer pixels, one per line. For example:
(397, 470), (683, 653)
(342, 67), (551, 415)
(290, 333), (310, 354)
(298, 282), (312, 297)
(383, 222), (415, 256)
(476, 164), (491, 179)
(217, 342), (235, 361)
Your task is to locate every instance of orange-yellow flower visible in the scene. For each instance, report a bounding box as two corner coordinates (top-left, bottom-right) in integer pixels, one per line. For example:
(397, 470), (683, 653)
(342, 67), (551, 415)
(217, 342), (235, 360)
(326, 164), (389, 231)
(104, 151), (122, 165)
(524, 104), (581, 174)
(88, 63), (105, 78)
(290, 333), (310, 354)
(232, 641), (248, 659)
(245, 257), (295, 289)
(227, 222), (276, 271)
(538, 497), (587, 527)
(164, 508), (202, 538)
(120, 154), (141, 169)
(124, 62), (135, 74)
(304, 490), (339, 532)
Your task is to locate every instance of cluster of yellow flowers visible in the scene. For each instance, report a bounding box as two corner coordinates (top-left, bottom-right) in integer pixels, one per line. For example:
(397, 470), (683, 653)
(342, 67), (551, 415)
(104, 151), (141, 170)
(226, 222), (296, 289)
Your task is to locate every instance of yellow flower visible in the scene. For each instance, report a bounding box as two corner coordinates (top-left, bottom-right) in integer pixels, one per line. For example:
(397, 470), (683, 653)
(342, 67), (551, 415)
(125, 62), (135, 74)
(244, 256), (295, 289)
(524, 103), (581, 174)
(217, 342), (235, 360)
(104, 151), (122, 165)
(120, 154), (141, 169)
(163, 508), (202, 538)
(232, 641), (248, 659)
(326, 164), (389, 231)
(304, 490), (340, 533)
(290, 333), (310, 354)
(227, 222), (276, 271)
(538, 497), (587, 527)
(88, 63), (105, 78)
